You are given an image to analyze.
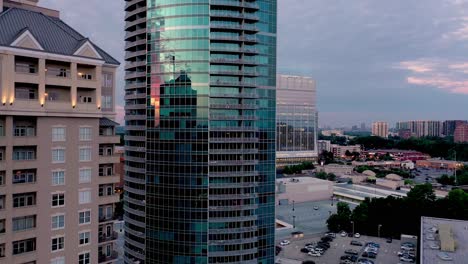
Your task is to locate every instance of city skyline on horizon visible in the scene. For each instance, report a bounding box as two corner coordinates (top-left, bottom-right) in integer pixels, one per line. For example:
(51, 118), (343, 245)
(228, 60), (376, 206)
(39, 0), (468, 126)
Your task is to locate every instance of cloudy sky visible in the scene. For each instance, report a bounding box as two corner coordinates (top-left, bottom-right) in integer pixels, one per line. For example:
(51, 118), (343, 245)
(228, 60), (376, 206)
(41, 0), (468, 127)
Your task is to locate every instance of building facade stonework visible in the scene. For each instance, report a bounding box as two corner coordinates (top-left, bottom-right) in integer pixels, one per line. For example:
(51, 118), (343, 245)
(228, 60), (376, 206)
(0, 1), (120, 263)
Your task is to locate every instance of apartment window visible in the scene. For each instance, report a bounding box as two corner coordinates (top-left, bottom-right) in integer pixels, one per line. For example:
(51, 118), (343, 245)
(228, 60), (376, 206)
(99, 146), (113, 156)
(13, 192), (36, 208)
(52, 170), (65, 186)
(79, 127), (92, 141)
(0, 149), (3, 161)
(80, 96), (93, 103)
(99, 185), (114, 196)
(0, 172), (5, 186)
(0, 219), (4, 233)
(99, 165), (113, 176)
(0, 121), (4, 137)
(102, 72), (113, 88)
(79, 190), (91, 204)
(78, 252), (90, 264)
(51, 236), (64, 252)
(12, 238), (36, 255)
(0, 243), (4, 258)
(50, 257), (65, 264)
(79, 210), (91, 225)
(51, 214), (65, 230)
(79, 73), (93, 80)
(79, 147), (92, 162)
(13, 148), (35, 160)
(101, 96), (112, 109)
(14, 124), (35, 137)
(79, 231), (90, 245)
(0, 195), (5, 210)
(79, 168), (92, 183)
(52, 148), (65, 163)
(51, 193), (65, 207)
(52, 127), (66, 142)
(13, 170), (36, 184)
(15, 88), (37, 100)
(12, 215), (36, 231)
(99, 127), (114, 136)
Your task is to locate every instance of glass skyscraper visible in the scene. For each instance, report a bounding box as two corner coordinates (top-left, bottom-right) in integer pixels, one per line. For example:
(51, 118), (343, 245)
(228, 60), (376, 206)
(124, 1), (277, 263)
(276, 75), (317, 167)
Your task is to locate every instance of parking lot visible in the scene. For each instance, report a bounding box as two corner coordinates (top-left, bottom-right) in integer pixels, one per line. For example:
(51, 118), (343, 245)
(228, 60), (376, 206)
(277, 233), (404, 264)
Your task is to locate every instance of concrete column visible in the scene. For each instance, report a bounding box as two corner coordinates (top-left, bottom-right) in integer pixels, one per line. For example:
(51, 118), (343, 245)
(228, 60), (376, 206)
(95, 65), (102, 109)
(38, 58), (45, 105)
(71, 62), (77, 106)
(5, 54), (14, 104)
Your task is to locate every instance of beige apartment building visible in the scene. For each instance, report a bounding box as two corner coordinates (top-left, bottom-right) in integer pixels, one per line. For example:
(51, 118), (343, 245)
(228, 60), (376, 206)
(0, 1), (121, 264)
(372, 121), (389, 138)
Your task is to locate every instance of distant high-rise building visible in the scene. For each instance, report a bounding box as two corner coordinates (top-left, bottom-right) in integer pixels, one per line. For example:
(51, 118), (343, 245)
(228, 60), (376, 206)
(0, 0), (121, 263)
(124, 0), (277, 263)
(396, 120), (442, 138)
(276, 74), (317, 166)
(372, 122), (389, 138)
(443, 120), (467, 137)
(454, 123), (468, 143)
(360, 122), (366, 131)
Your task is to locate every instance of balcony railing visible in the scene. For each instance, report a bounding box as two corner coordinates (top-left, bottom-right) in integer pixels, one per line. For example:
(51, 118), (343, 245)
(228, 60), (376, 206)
(99, 214), (118, 223)
(98, 251), (119, 263)
(98, 231), (118, 243)
(15, 64), (37, 74)
(46, 68), (70, 78)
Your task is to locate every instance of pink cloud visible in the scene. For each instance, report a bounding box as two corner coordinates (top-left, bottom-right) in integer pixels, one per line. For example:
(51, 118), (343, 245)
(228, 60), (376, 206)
(397, 58), (468, 95)
(115, 105), (124, 125)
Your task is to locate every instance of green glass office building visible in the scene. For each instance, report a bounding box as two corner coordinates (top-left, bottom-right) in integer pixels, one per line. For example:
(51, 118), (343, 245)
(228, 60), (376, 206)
(124, 1), (276, 263)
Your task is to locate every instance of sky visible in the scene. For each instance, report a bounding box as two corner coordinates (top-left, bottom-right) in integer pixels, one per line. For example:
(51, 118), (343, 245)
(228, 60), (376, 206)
(41, 0), (468, 128)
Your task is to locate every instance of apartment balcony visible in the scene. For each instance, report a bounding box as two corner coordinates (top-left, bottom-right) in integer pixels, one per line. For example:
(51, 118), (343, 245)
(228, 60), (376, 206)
(124, 185), (146, 196)
(98, 135), (121, 144)
(99, 154), (120, 164)
(124, 60), (146, 70)
(10, 99), (101, 117)
(210, 103), (258, 109)
(125, 71), (146, 79)
(125, 28), (146, 40)
(214, 171), (261, 178)
(210, 58), (259, 65)
(123, 244), (145, 262)
(99, 194), (120, 205)
(125, 6), (146, 20)
(124, 165), (146, 174)
(210, 70), (259, 77)
(210, 47), (259, 55)
(210, 137), (259, 143)
(125, 114), (146, 121)
(210, 12), (259, 21)
(209, 204), (259, 211)
(124, 0), (145, 10)
(209, 182), (259, 188)
(123, 204), (145, 217)
(210, 115), (258, 121)
(98, 250), (118, 263)
(98, 231), (118, 244)
(125, 103), (146, 110)
(208, 160), (259, 166)
(125, 50), (146, 60)
(15, 65), (38, 83)
(124, 135), (145, 142)
(209, 248), (258, 257)
(208, 215), (258, 223)
(209, 226), (258, 234)
(99, 214), (118, 224)
(209, 92), (259, 98)
(45, 69), (71, 86)
(125, 18), (147, 31)
(98, 174), (120, 185)
(210, 149), (258, 154)
(209, 193), (259, 200)
(210, 126), (258, 132)
(210, 0), (259, 10)
(210, 23), (259, 32)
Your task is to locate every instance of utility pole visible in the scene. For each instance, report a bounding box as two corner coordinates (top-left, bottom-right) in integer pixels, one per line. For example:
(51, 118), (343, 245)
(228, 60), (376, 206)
(378, 224), (382, 238)
(351, 221), (355, 236)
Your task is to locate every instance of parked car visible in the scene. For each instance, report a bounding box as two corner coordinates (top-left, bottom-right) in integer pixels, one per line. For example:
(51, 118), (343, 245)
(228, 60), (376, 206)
(279, 240), (290, 246)
(400, 255), (415, 262)
(354, 233), (361, 238)
(345, 249), (359, 255)
(313, 206), (319, 210)
(341, 231), (347, 237)
(300, 248), (310, 253)
(429, 243), (440, 250)
(386, 237), (392, 243)
(308, 251), (322, 257)
(362, 252), (377, 259)
(321, 236), (333, 242)
(401, 245), (415, 251)
(366, 242), (380, 248)
(351, 240), (363, 246)
(358, 259), (374, 264)
(325, 232), (336, 238)
(437, 252), (453, 261)
(398, 251), (415, 258)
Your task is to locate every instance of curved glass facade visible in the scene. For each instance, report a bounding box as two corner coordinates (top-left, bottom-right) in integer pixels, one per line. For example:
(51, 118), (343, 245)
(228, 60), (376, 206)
(125, 0), (276, 263)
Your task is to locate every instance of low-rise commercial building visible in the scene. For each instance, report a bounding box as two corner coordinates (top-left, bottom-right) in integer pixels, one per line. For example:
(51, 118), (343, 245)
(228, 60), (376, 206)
(316, 164), (354, 176)
(276, 177), (333, 204)
(416, 159), (463, 170)
(420, 217), (468, 264)
(363, 149), (430, 162)
(330, 144), (361, 158)
(317, 140), (331, 154)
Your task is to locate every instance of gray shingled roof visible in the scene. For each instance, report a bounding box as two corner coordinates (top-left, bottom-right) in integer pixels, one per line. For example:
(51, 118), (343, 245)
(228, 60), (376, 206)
(100, 118), (120, 127)
(0, 7), (119, 65)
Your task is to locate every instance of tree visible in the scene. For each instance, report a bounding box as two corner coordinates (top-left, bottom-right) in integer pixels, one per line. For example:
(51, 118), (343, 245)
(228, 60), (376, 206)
(345, 150), (352, 156)
(316, 171), (328, 180)
(337, 202), (351, 217)
(327, 173), (337, 182)
(406, 183), (436, 203)
(437, 174), (455, 186)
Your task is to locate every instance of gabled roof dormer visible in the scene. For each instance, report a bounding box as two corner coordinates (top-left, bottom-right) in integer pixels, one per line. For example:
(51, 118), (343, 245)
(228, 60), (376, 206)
(73, 39), (103, 59)
(10, 28), (44, 51)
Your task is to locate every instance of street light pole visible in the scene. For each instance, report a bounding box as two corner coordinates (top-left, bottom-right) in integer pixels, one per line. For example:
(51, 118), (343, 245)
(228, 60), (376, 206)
(454, 150), (458, 185)
(292, 200), (295, 211)
(378, 224), (382, 238)
(351, 221), (354, 236)
(293, 215), (296, 229)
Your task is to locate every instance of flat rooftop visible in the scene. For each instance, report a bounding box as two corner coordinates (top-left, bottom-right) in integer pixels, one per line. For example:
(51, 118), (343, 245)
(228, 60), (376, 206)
(333, 183), (409, 201)
(276, 176), (329, 185)
(420, 217), (468, 264)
